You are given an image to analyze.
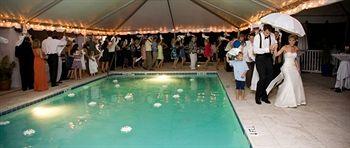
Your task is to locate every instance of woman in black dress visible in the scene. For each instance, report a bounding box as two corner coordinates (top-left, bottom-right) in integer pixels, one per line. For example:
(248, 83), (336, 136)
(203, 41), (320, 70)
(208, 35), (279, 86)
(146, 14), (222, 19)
(121, 40), (131, 68)
(100, 41), (109, 72)
(128, 39), (137, 68)
(65, 42), (75, 79)
(216, 38), (229, 70)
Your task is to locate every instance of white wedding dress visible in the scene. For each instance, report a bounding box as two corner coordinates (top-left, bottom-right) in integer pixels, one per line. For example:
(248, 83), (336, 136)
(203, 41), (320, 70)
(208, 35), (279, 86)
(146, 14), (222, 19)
(266, 52), (306, 107)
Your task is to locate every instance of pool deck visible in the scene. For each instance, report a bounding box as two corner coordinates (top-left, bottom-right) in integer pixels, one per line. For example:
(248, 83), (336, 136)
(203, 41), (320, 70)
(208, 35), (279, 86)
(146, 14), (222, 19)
(1, 63), (349, 148)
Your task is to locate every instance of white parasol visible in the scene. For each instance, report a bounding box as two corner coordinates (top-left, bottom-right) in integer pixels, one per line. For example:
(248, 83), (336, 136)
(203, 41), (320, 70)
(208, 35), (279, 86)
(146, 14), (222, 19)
(260, 13), (305, 37)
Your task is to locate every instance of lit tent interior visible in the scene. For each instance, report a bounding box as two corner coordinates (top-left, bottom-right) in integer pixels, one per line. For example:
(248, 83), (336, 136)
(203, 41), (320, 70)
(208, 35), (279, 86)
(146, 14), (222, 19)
(0, 0), (343, 34)
(0, 0), (347, 88)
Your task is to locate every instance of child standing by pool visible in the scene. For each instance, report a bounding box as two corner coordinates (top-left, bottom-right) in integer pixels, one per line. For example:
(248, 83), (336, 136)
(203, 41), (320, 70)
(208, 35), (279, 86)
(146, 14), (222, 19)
(227, 52), (249, 100)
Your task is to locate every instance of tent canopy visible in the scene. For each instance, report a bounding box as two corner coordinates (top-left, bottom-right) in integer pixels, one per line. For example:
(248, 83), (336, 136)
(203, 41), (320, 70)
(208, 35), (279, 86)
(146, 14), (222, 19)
(0, 0), (342, 35)
(293, 0), (350, 23)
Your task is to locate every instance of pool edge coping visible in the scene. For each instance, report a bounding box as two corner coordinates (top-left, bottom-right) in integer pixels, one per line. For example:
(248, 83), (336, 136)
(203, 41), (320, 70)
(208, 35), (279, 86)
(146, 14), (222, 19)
(216, 72), (253, 148)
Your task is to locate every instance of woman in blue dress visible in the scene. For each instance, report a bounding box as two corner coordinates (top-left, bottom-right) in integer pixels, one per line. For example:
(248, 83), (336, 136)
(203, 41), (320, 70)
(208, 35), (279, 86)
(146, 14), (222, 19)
(178, 39), (186, 68)
(170, 38), (179, 69)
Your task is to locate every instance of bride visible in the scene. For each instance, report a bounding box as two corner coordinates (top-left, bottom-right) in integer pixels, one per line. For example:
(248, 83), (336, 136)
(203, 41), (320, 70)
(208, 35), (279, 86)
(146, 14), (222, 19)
(266, 34), (306, 107)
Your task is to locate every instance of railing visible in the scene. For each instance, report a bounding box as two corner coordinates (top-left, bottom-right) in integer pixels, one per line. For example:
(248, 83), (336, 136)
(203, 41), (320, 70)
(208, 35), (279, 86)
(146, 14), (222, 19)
(299, 50), (323, 73)
(299, 50), (340, 74)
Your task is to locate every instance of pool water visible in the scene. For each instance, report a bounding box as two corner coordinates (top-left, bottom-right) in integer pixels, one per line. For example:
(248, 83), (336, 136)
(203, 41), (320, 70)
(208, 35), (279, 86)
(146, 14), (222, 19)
(0, 74), (251, 148)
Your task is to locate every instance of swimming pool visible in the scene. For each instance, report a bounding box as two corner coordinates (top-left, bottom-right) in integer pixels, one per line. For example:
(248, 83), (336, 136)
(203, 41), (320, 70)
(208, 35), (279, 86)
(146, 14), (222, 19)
(0, 73), (251, 148)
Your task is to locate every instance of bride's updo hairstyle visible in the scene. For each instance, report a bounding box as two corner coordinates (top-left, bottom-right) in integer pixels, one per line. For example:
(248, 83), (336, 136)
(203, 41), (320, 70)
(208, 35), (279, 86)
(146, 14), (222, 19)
(288, 34), (298, 41)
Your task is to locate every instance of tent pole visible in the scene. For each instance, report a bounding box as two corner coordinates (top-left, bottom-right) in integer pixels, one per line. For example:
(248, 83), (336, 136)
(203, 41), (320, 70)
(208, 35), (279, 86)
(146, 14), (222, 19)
(190, 0), (239, 29)
(166, 0), (176, 34)
(87, 0), (136, 29)
(113, 0), (148, 32)
(200, 0), (251, 24)
(250, 0), (277, 11)
(25, 0), (63, 23)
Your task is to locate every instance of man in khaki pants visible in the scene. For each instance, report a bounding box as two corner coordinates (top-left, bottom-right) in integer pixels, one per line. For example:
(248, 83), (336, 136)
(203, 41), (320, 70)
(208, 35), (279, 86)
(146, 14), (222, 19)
(145, 36), (153, 70)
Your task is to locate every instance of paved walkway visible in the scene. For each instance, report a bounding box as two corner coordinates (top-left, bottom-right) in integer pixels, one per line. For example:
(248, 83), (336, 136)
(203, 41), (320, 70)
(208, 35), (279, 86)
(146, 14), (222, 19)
(1, 63), (349, 148)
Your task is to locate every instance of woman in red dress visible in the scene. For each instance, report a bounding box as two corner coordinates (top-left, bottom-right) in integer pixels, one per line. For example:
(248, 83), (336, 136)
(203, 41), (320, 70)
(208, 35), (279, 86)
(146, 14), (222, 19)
(203, 39), (212, 68)
(33, 39), (48, 91)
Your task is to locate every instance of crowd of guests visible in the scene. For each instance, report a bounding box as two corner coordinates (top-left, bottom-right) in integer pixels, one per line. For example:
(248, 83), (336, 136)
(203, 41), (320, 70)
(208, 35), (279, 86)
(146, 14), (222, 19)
(14, 25), (285, 93)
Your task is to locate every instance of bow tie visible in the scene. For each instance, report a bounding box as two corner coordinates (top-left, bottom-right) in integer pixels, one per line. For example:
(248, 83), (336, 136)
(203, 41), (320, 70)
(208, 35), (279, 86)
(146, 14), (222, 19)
(265, 36), (270, 39)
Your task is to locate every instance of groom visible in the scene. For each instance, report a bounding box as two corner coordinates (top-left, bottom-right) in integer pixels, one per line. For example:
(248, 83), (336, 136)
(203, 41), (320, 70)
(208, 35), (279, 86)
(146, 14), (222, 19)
(253, 24), (277, 104)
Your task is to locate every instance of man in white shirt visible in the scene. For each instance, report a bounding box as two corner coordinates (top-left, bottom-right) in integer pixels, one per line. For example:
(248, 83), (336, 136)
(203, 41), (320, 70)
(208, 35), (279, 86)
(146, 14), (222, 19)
(243, 33), (256, 88)
(42, 31), (67, 87)
(253, 24), (277, 105)
(107, 36), (120, 70)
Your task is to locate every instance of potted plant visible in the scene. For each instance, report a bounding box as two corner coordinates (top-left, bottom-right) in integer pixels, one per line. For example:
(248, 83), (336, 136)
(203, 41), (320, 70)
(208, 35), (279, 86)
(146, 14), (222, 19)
(0, 56), (16, 90)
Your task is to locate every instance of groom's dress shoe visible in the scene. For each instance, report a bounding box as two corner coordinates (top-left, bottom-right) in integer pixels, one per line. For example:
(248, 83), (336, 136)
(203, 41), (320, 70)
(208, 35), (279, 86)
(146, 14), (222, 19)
(335, 88), (342, 93)
(256, 100), (262, 105)
(262, 99), (271, 104)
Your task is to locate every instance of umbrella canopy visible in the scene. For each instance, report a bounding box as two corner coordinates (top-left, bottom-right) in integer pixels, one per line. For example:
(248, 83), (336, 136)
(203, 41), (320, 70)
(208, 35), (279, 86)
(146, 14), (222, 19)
(260, 13), (306, 37)
(0, 0), (342, 35)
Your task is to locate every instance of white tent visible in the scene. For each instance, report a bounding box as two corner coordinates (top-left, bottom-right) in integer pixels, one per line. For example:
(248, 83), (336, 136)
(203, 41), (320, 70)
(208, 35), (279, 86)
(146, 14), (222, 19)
(0, 0), (342, 35)
(0, 0), (344, 88)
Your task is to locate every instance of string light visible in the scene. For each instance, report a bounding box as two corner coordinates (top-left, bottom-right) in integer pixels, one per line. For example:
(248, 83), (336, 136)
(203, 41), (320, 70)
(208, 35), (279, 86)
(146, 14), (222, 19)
(0, 0), (337, 35)
(0, 19), (267, 34)
(240, 0), (338, 31)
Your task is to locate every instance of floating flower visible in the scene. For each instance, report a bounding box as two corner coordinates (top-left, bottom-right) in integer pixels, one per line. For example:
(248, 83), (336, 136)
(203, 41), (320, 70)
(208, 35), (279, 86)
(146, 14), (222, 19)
(113, 79), (118, 83)
(67, 93), (75, 97)
(120, 126), (132, 133)
(173, 94), (180, 98)
(177, 89), (183, 93)
(0, 121), (10, 126)
(77, 115), (88, 119)
(124, 93), (134, 100)
(190, 78), (195, 82)
(68, 122), (75, 129)
(23, 129), (35, 136)
(88, 101), (97, 107)
(115, 84), (120, 88)
(153, 103), (162, 108)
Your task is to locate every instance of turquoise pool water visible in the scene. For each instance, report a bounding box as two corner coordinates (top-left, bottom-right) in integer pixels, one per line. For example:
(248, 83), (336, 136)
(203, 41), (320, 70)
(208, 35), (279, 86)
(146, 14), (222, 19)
(0, 74), (251, 148)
